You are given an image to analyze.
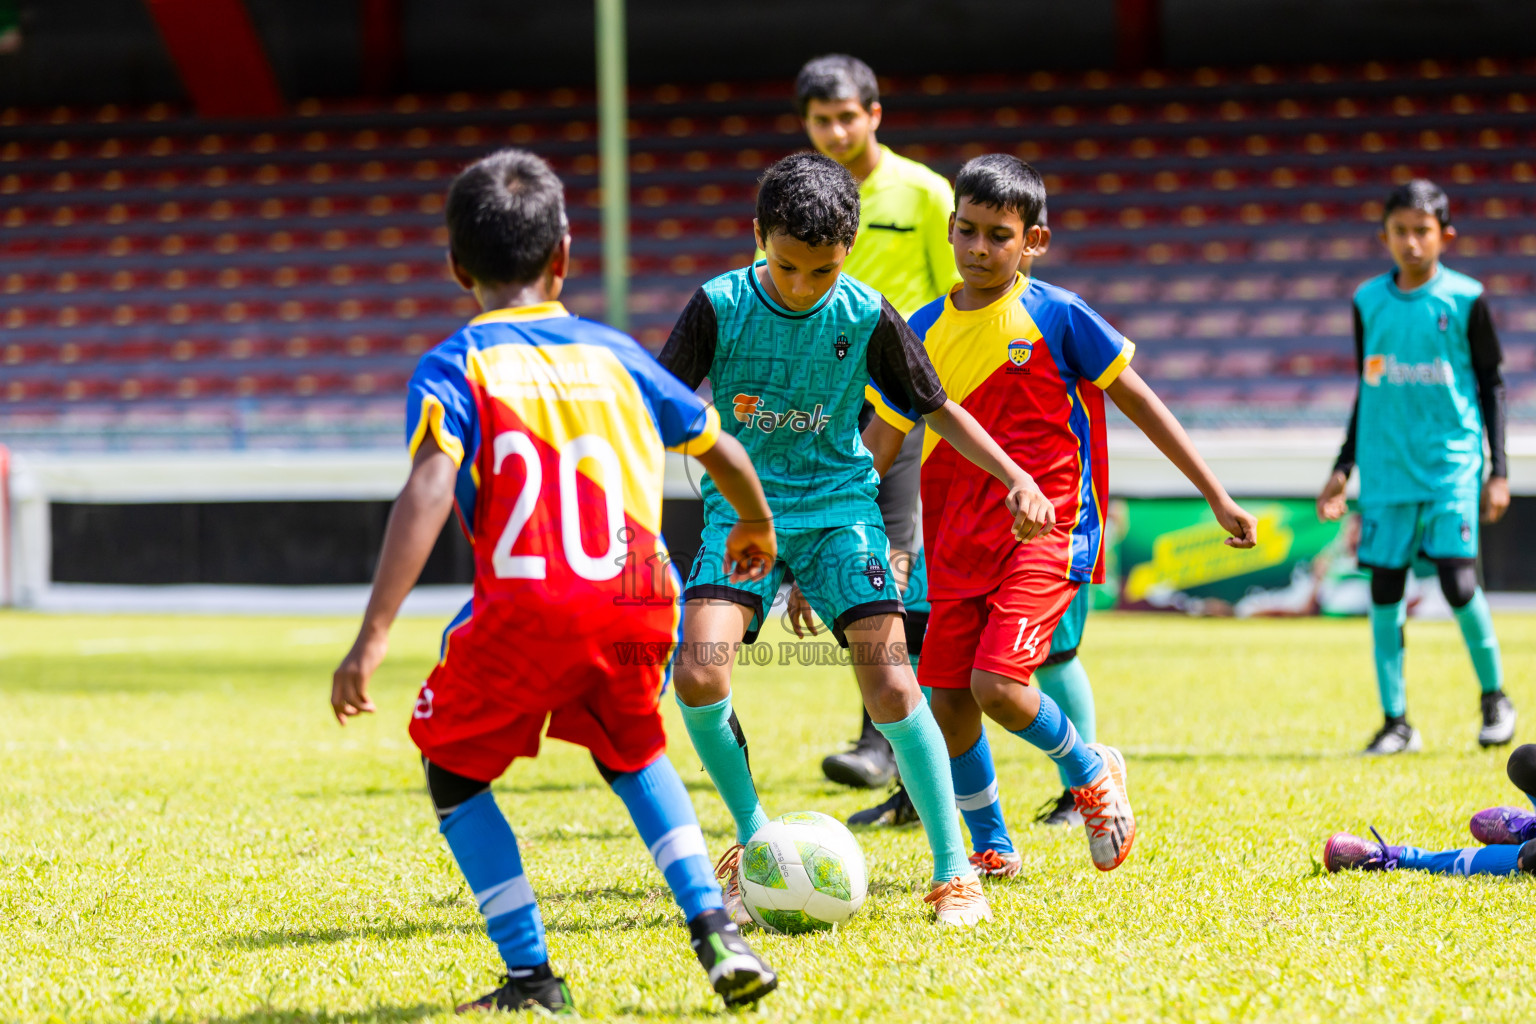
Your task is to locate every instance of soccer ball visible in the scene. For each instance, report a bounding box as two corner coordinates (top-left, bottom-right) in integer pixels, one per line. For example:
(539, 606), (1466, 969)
(738, 811), (867, 933)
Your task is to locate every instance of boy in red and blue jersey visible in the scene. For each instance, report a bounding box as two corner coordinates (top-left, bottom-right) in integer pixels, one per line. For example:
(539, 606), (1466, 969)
(330, 150), (779, 1015)
(867, 155), (1258, 874)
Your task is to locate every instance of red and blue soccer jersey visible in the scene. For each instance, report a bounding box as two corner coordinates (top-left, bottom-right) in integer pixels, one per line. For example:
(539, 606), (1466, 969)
(868, 274), (1133, 599)
(404, 301), (720, 779)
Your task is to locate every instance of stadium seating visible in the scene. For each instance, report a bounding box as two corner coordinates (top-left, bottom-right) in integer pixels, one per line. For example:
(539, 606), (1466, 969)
(3, 58), (1534, 448)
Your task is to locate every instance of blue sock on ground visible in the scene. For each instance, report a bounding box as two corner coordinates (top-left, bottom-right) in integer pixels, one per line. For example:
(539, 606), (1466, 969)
(875, 702), (972, 882)
(1453, 588), (1503, 694)
(676, 694), (770, 844)
(950, 730), (1013, 855)
(1035, 658), (1097, 789)
(1013, 690), (1103, 789)
(610, 755), (723, 921)
(1397, 843), (1522, 876)
(1370, 599), (1408, 718)
(439, 790), (547, 971)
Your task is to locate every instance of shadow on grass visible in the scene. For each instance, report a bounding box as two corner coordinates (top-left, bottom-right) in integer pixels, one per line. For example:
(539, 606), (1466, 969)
(224, 921), (479, 950)
(141, 1003), (440, 1024)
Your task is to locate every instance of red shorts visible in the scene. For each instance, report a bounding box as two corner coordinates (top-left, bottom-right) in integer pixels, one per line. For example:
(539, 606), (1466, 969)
(408, 597), (677, 781)
(918, 571), (1080, 690)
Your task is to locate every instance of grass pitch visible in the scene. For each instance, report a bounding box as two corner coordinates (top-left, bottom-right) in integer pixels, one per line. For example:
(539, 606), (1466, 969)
(2, 609), (1533, 1023)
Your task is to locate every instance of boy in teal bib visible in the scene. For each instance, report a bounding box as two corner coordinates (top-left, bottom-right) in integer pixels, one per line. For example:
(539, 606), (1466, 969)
(1318, 179), (1513, 754)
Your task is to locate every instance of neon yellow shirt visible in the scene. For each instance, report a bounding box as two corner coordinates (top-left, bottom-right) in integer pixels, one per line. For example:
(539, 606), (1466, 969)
(846, 146), (963, 319)
(756, 145), (962, 320)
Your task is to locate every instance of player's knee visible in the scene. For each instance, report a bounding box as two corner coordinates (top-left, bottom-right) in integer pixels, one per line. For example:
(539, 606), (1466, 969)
(1436, 560), (1479, 609)
(1370, 566), (1409, 605)
(423, 757), (492, 821)
(969, 674), (1015, 720)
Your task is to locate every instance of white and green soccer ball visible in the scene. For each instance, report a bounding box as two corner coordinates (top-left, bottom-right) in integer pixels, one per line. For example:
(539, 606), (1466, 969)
(739, 811), (867, 933)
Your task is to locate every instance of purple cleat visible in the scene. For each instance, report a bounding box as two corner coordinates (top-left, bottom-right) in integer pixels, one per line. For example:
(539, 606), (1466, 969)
(1469, 806), (1536, 846)
(1323, 827), (1403, 873)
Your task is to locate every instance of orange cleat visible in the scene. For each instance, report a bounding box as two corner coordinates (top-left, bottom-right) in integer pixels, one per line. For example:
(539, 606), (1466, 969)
(1071, 743), (1137, 871)
(968, 848), (1023, 878)
(924, 872), (993, 927)
(714, 843), (752, 927)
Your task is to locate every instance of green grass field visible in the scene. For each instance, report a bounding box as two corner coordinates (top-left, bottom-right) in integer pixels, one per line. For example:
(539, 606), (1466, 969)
(3, 609), (1532, 1023)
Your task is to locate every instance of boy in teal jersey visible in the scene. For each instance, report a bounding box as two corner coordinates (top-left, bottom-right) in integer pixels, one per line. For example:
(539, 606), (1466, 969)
(788, 54), (962, 789)
(1318, 179), (1514, 754)
(659, 152), (1056, 927)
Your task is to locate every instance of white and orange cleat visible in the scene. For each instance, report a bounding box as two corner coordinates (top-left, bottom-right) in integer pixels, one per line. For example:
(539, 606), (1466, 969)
(925, 872), (993, 927)
(1071, 743), (1137, 871)
(714, 844), (753, 928)
(968, 848), (1023, 878)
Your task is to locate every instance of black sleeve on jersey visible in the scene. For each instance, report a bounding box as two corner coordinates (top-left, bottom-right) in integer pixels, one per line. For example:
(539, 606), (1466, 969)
(1468, 296), (1508, 479)
(1332, 302), (1364, 478)
(866, 298), (947, 418)
(658, 288), (717, 390)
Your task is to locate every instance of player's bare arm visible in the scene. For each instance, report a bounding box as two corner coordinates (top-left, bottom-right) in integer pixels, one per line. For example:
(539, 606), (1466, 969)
(1318, 469), (1350, 522)
(923, 399), (1054, 543)
(861, 415), (906, 478)
(1106, 366), (1258, 549)
(331, 434), (457, 724)
(691, 431), (777, 582)
(1483, 476), (1510, 524)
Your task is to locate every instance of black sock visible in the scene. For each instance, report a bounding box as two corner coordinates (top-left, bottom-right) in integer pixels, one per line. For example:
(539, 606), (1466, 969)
(507, 962), (554, 983)
(688, 906), (736, 941)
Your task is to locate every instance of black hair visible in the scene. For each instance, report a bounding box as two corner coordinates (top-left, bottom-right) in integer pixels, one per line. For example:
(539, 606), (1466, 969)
(1382, 178), (1451, 228)
(1509, 743), (1536, 796)
(445, 148), (569, 286)
(755, 152), (860, 249)
(952, 154), (1050, 230)
(794, 54), (879, 117)
(954, 154), (1047, 230)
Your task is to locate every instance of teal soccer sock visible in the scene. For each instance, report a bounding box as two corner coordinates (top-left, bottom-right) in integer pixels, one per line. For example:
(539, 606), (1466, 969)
(676, 694), (769, 844)
(1453, 588), (1503, 694)
(875, 702), (971, 882)
(1370, 599), (1408, 719)
(1036, 658), (1097, 788)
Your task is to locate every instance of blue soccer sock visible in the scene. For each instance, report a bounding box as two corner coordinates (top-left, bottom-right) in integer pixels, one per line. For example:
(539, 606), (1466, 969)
(1036, 657), (1097, 789)
(439, 790), (547, 972)
(676, 694), (769, 844)
(610, 755), (723, 922)
(875, 702), (971, 882)
(1012, 690), (1103, 789)
(1397, 843), (1522, 876)
(950, 730), (1013, 855)
(1453, 588), (1503, 695)
(1370, 599), (1408, 718)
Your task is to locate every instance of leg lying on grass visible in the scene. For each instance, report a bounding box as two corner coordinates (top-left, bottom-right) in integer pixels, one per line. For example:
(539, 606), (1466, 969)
(1324, 826), (1535, 877)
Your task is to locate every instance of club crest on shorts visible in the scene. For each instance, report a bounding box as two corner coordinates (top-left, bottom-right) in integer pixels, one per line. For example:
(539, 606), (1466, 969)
(834, 332), (850, 361)
(1007, 338), (1033, 367)
(1461, 520), (1472, 542)
(861, 556), (887, 591)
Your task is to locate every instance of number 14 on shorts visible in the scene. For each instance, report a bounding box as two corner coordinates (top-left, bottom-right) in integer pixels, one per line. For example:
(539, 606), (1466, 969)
(1013, 617), (1042, 657)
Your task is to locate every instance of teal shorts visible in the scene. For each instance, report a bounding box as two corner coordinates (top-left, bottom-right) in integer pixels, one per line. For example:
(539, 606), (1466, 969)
(1358, 489), (1479, 569)
(684, 519), (902, 647)
(1044, 583), (1091, 663)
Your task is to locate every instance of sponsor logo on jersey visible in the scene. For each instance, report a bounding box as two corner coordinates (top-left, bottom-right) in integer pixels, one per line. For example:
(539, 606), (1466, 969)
(834, 332), (850, 361)
(1007, 338), (1034, 367)
(1363, 354), (1454, 387)
(732, 393), (831, 434)
(413, 686), (435, 720)
(862, 556), (887, 591)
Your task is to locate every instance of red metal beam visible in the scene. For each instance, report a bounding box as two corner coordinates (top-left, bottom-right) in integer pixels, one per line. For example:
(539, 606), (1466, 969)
(144, 0), (284, 118)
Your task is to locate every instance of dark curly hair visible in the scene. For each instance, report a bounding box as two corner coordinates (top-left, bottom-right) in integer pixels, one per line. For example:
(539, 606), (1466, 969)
(446, 148), (569, 286)
(755, 152), (860, 250)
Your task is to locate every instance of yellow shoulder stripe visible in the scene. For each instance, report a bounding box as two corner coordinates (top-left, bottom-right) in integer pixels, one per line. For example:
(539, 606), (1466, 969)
(1091, 340), (1135, 390)
(864, 383), (917, 433)
(408, 394), (466, 467)
(667, 405), (722, 456)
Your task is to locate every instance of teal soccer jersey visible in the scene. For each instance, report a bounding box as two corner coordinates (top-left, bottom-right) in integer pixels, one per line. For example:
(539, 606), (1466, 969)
(659, 261), (947, 530)
(1334, 265), (1507, 506)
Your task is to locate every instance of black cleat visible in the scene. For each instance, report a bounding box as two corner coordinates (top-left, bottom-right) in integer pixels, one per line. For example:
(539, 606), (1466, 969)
(1031, 787), (1083, 827)
(1363, 717), (1421, 755)
(1479, 691), (1518, 748)
(822, 714), (897, 788)
(689, 908), (777, 1008)
(848, 784), (919, 827)
(455, 967), (574, 1015)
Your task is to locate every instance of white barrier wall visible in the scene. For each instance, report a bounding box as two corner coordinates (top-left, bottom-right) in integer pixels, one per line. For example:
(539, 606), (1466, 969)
(9, 429), (1536, 608)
